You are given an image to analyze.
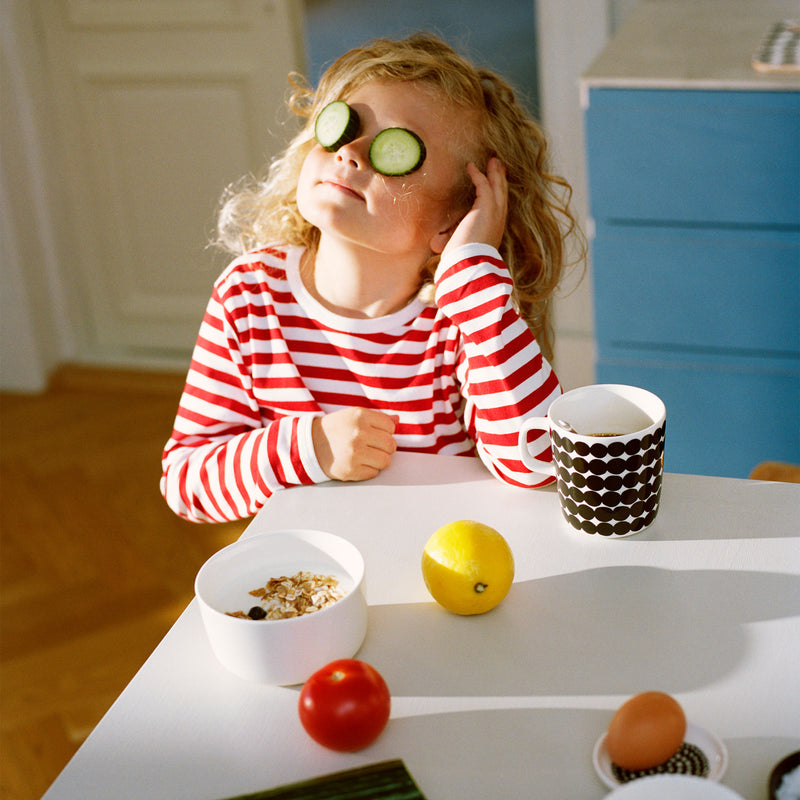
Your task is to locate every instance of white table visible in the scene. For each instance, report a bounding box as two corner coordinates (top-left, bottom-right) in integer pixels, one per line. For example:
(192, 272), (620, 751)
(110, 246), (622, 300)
(43, 453), (800, 799)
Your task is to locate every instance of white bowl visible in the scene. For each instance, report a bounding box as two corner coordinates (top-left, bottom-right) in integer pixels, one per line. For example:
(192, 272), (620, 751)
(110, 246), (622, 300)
(195, 529), (367, 685)
(605, 775), (745, 799)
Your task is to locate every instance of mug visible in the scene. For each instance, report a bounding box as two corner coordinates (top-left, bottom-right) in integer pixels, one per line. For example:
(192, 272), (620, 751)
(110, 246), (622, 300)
(519, 385), (666, 537)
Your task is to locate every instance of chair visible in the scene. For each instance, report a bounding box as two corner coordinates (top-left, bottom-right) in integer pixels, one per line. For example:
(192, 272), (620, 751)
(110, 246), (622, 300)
(749, 462), (800, 483)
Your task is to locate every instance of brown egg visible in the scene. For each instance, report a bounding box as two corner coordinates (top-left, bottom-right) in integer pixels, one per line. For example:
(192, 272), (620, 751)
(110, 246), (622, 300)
(605, 691), (687, 771)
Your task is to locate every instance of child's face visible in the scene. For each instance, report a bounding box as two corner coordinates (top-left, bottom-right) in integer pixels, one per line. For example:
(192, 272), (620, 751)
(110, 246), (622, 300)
(297, 80), (468, 264)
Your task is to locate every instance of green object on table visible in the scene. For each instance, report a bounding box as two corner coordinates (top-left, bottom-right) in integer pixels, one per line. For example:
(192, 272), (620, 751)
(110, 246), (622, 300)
(220, 759), (427, 800)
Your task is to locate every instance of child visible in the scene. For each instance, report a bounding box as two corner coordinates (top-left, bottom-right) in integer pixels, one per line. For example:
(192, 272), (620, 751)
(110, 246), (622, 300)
(161, 32), (584, 523)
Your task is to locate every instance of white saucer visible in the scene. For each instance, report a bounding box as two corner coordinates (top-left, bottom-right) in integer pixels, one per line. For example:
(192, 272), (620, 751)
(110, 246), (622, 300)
(593, 721), (728, 790)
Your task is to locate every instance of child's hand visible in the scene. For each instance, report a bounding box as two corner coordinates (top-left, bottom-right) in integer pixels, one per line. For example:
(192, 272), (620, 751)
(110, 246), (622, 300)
(443, 157), (508, 255)
(312, 408), (398, 482)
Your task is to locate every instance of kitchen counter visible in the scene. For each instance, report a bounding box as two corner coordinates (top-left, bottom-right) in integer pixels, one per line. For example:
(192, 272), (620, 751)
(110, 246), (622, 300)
(582, 0), (800, 92)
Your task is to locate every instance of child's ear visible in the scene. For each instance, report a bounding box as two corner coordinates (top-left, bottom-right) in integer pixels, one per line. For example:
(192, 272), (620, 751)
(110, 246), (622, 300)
(429, 222), (457, 255)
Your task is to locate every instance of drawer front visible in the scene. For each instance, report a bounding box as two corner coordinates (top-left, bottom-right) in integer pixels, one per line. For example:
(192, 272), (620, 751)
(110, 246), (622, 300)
(596, 359), (800, 478)
(592, 226), (800, 358)
(585, 88), (800, 227)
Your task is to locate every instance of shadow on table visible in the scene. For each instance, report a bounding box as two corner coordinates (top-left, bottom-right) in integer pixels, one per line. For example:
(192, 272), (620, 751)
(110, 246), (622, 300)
(371, 713), (800, 800)
(370, 706), (611, 800)
(723, 736), (800, 800)
(313, 453), (515, 488)
(643, 476), (800, 541)
(361, 566), (800, 698)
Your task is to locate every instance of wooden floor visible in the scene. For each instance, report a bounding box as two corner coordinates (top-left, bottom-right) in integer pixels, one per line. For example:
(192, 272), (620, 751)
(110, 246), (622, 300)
(0, 366), (249, 800)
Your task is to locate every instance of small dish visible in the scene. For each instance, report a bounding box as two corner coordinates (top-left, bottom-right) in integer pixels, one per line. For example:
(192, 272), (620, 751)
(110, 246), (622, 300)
(195, 529), (367, 685)
(770, 750), (800, 800)
(604, 774), (744, 799)
(593, 721), (728, 790)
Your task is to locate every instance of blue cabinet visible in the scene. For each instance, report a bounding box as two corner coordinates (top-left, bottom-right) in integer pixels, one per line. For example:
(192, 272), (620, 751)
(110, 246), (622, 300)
(583, 84), (800, 477)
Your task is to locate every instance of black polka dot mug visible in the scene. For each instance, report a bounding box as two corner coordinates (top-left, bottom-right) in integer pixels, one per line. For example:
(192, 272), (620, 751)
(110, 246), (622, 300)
(519, 385), (666, 537)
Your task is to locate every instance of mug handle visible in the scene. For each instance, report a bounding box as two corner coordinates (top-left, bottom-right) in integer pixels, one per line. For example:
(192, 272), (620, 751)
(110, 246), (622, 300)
(518, 417), (556, 476)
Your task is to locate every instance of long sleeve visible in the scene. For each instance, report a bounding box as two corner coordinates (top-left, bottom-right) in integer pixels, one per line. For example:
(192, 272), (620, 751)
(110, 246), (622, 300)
(161, 244), (560, 524)
(434, 243), (560, 487)
(160, 266), (328, 523)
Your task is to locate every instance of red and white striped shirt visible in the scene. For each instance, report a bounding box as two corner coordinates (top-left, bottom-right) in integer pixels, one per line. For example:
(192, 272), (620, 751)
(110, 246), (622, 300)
(161, 243), (559, 522)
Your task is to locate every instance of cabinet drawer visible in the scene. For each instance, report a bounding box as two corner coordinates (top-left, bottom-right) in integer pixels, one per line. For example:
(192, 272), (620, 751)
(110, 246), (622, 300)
(596, 358), (800, 478)
(585, 88), (800, 227)
(592, 226), (800, 358)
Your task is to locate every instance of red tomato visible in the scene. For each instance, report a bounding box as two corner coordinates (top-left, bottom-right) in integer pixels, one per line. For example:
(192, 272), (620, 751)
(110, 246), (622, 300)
(298, 659), (391, 751)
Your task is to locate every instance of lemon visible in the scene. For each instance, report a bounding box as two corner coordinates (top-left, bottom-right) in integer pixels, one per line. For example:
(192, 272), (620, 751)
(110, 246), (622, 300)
(421, 520), (515, 615)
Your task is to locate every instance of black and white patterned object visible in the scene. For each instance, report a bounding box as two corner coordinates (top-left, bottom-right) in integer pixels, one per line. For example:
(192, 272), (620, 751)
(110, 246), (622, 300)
(552, 423), (666, 536)
(611, 742), (709, 783)
(752, 20), (800, 72)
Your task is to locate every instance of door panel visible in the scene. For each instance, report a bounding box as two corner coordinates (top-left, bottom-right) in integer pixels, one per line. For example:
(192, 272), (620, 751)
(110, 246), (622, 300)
(37, 0), (305, 365)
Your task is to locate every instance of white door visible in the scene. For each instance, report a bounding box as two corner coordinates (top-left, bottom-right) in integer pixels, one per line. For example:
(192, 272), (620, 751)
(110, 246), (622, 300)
(35, 0), (306, 368)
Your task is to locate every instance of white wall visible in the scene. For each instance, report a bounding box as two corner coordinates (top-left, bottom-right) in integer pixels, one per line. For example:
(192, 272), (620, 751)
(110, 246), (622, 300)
(536, 0), (640, 391)
(1, 1), (77, 392)
(1, 0), (305, 392)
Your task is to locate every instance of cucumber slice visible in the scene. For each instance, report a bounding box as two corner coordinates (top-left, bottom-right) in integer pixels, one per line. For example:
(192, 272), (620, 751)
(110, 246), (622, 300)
(315, 101), (360, 152)
(369, 128), (426, 176)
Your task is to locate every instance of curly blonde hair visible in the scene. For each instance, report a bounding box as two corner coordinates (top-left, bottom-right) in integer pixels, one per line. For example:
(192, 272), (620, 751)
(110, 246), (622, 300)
(216, 32), (584, 359)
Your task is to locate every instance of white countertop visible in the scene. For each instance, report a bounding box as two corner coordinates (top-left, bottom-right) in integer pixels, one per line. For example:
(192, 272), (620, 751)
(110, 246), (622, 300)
(582, 0), (800, 91)
(42, 453), (800, 799)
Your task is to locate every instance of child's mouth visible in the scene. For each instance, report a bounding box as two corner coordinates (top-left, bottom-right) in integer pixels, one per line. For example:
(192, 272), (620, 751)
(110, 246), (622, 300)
(322, 179), (364, 201)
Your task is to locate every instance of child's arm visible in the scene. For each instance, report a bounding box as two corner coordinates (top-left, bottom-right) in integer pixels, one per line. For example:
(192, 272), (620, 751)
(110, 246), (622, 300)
(161, 374), (397, 523)
(436, 158), (560, 487)
(161, 411), (322, 523)
(160, 276), (331, 523)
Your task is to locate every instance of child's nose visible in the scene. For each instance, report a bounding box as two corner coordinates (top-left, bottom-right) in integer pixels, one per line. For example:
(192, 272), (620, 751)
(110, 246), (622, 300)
(335, 137), (369, 169)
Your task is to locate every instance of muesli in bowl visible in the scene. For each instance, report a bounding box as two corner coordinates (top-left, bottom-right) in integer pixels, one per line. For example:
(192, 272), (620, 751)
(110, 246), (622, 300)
(195, 529), (367, 685)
